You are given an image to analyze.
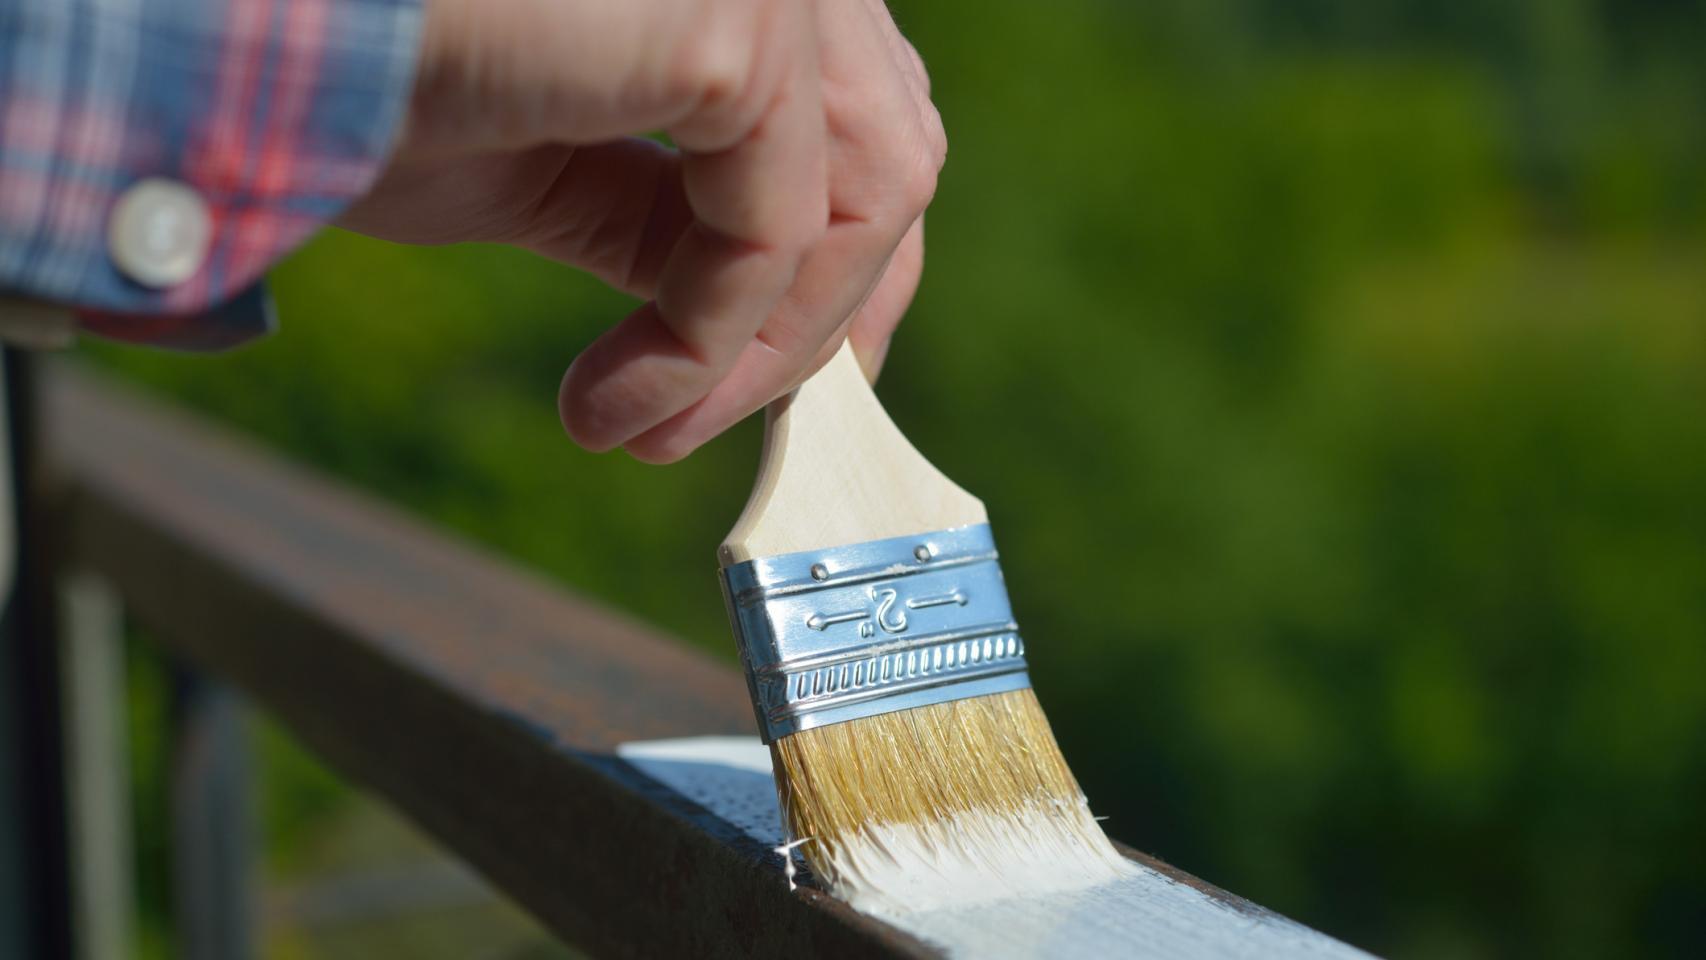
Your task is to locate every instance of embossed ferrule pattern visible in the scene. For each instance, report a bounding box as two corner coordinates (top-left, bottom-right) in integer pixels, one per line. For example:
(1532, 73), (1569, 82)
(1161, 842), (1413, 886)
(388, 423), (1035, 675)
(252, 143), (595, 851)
(720, 524), (1032, 742)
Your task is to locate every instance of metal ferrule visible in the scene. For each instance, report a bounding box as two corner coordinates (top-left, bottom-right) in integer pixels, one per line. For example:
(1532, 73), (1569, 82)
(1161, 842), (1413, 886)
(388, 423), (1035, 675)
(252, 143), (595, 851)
(720, 523), (1032, 742)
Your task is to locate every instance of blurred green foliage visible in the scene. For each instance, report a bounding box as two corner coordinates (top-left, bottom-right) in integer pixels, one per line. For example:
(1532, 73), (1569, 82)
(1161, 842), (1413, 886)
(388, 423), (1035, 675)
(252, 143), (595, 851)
(89, 1), (1706, 956)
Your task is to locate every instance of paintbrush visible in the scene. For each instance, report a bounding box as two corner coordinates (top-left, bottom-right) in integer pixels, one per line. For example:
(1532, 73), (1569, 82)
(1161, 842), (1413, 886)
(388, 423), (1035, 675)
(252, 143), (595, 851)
(719, 342), (1129, 913)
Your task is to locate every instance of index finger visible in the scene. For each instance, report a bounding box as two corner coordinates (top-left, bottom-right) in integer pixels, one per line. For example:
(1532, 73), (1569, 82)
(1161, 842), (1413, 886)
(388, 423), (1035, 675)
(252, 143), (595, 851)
(559, 1), (829, 452)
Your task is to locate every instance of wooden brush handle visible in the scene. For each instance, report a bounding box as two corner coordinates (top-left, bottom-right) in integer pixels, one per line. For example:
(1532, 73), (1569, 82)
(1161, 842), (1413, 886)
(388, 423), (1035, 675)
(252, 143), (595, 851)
(719, 341), (986, 565)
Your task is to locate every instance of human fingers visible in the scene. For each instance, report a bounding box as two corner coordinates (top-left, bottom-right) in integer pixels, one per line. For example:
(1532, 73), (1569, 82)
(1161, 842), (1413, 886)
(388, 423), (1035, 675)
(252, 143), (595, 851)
(557, 0), (830, 451)
(619, 0), (943, 462)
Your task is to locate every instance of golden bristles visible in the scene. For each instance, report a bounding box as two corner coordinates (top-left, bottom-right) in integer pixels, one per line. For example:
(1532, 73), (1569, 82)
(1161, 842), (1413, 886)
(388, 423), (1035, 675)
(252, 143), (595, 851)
(770, 688), (1129, 910)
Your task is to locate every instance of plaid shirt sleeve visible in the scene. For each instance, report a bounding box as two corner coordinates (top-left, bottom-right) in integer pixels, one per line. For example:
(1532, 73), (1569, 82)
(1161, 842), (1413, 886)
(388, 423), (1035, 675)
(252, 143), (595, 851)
(0, 0), (422, 350)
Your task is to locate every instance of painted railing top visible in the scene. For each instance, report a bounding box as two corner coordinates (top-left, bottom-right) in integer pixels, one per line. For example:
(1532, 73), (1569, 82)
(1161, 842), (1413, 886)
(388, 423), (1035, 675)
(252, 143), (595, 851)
(40, 363), (1372, 960)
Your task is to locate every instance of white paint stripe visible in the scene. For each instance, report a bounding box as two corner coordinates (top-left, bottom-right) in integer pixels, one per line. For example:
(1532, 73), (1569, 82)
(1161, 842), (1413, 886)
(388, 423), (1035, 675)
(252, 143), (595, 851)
(617, 736), (1378, 960)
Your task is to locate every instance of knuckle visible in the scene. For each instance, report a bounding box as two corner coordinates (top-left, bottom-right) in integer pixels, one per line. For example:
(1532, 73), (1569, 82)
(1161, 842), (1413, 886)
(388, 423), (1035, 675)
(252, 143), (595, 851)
(905, 40), (933, 96)
(669, 0), (779, 126)
(922, 105), (949, 168)
(669, 1), (804, 151)
(670, 30), (750, 116)
(874, 111), (946, 218)
(898, 143), (942, 214)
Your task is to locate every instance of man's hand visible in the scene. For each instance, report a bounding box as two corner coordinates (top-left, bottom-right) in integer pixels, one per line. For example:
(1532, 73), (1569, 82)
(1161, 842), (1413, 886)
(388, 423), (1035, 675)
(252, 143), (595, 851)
(339, 0), (945, 462)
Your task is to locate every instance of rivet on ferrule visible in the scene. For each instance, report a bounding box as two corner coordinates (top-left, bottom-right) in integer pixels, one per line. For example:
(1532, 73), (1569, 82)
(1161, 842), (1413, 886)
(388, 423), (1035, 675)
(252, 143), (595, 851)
(719, 523), (1032, 742)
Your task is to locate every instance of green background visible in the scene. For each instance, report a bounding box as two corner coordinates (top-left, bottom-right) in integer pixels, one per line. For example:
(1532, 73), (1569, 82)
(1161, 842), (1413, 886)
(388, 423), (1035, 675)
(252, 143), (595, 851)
(89, 1), (1706, 956)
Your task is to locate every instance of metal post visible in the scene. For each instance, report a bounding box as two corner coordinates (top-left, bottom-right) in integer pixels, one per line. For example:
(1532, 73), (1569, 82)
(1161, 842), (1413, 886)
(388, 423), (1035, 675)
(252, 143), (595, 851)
(60, 572), (136, 960)
(0, 347), (75, 959)
(170, 666), (254, 960)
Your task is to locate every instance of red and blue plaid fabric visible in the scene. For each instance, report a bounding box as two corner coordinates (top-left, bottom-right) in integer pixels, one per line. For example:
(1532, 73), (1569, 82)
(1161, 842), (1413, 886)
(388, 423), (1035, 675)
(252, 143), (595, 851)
(0, 0), (420, 349)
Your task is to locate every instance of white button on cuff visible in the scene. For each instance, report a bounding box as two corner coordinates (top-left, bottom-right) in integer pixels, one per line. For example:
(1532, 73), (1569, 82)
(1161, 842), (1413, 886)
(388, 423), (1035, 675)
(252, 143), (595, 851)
(108, 178), (212, 289)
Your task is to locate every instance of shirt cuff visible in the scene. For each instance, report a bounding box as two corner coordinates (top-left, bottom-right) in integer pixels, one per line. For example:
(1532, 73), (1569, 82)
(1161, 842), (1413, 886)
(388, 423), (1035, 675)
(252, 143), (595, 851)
(0, 0), (423, 349)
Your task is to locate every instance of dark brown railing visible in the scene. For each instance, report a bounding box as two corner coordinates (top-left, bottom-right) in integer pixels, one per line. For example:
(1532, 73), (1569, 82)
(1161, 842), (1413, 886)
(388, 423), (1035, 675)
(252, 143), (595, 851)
(5, 351), (1359, 959)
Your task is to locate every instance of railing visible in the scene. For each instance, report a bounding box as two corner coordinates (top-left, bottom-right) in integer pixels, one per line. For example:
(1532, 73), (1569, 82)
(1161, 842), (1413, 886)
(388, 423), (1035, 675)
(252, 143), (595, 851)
(4, 350), (1370, 959)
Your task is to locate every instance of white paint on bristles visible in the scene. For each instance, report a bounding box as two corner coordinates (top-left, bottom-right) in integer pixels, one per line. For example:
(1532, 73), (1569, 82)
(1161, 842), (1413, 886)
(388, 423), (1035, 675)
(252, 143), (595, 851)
(617, 736), (1377, 959)
(822, 799), (1136, 914)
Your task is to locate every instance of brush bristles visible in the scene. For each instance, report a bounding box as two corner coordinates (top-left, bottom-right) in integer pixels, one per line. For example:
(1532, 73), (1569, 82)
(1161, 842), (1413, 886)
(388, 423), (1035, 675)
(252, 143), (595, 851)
(770, 688), (1131, 913)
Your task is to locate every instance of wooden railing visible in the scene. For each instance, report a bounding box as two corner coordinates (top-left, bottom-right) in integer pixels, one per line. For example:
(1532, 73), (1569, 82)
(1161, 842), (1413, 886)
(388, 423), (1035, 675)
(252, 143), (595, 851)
(4, 351), (1370, 959)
